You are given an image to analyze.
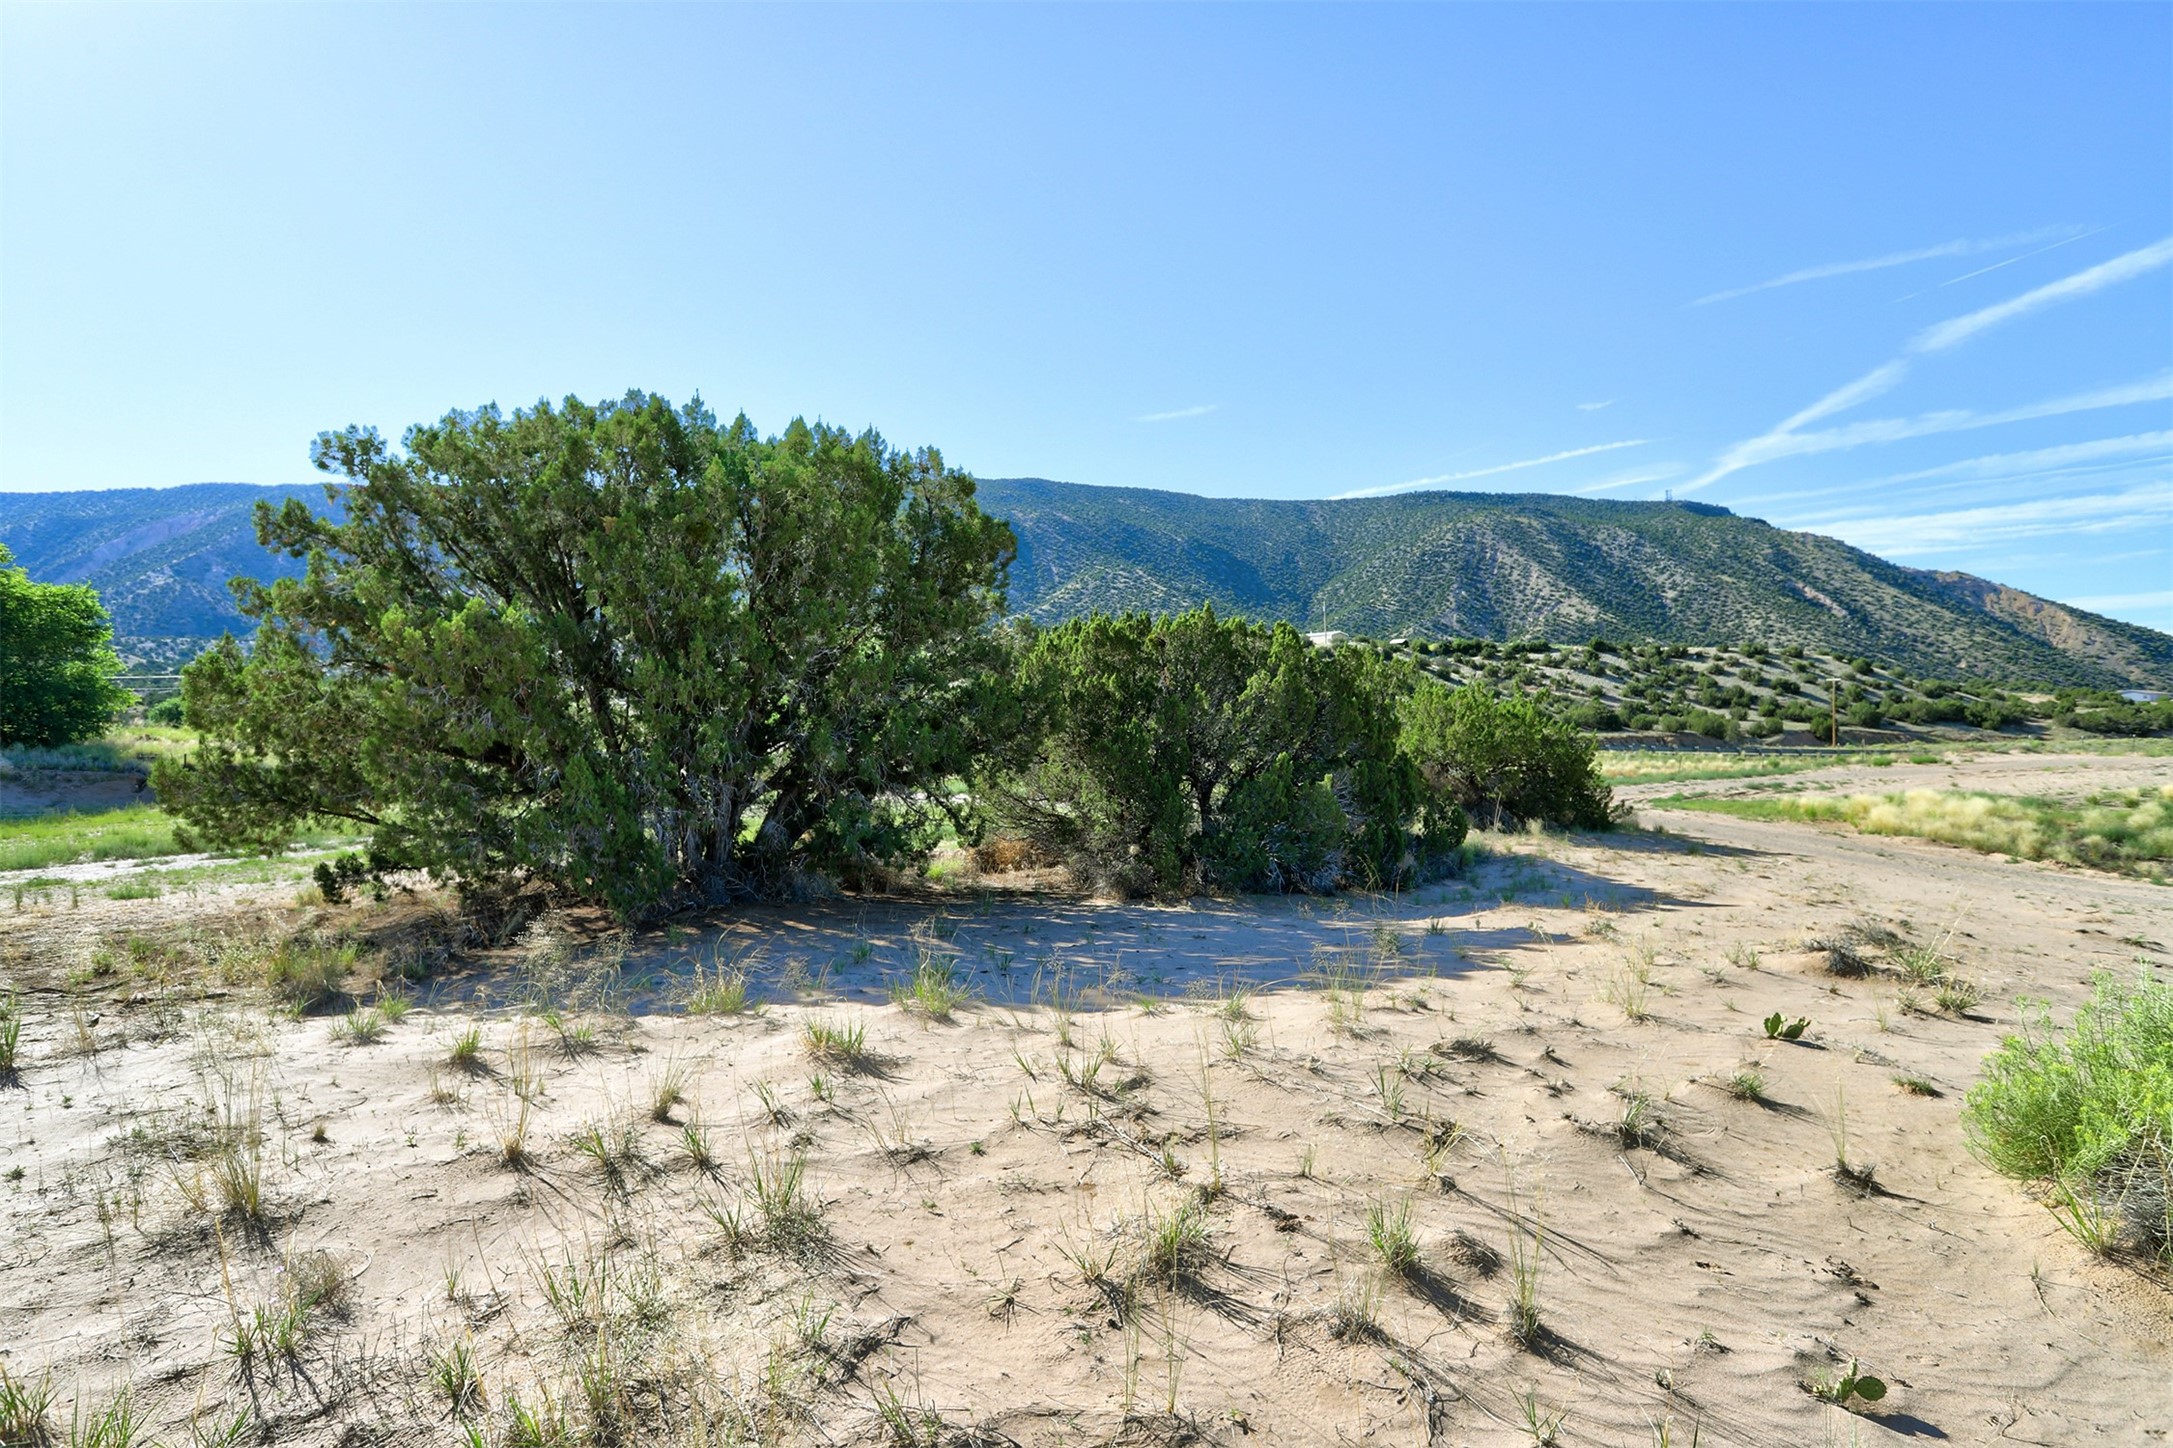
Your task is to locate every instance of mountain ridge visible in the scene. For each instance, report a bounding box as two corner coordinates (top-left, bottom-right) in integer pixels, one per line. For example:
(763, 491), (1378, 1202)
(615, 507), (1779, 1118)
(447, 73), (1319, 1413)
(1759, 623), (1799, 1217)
(2, 477), (2166, 689)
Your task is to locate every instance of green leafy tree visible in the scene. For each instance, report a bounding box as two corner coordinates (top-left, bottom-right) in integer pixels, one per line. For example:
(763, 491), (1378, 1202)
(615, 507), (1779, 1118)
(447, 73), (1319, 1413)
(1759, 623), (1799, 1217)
(1399, 682), (1614, 831)
(0, 544), (134, 746)
(985, 609), (1459, 896)
(153, 393), (1014, 915)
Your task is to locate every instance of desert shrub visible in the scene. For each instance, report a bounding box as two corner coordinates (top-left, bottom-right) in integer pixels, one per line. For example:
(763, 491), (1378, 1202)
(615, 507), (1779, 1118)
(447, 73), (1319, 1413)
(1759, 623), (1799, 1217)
(985, 608), (1455, 895)
(1965, 972), (2173, 1264)
(1684, 709), (1734, 741)
(1401, 683), (1614, 831)
(152, 394), (1013, 916)
(2057, 699), (2173, 737)
(1561, 701), (1621, 732)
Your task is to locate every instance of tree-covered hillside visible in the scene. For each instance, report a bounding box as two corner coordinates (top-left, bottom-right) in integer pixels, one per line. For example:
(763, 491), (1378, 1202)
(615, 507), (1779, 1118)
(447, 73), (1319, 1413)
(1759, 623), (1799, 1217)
(977, 479), (2173, 689)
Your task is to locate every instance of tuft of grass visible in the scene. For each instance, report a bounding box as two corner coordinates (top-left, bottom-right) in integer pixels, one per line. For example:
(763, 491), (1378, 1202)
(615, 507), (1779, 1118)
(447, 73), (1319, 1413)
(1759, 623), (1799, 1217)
(648, 1059), (689, 1123)
(263, 937), (357, 1014)
(1502, 1177), (1546, 1350)
(492, 1092), (533, 1170)
(1140, 1193), (1213, 1288)
(1327, 1272), (1385, 1342)
(1365, 1197), (1421, 1277)
(803, 1017), (870, 1068)
(1722, 1066), (1766, 1102)
(0, 1366), (56, 1445)
(1516, 1387), (1567, 1446)
(679, 1117), (717, 1173)
(569, 1116), (647, 1196)
(1603, 954), (1654, 1021)
(891, 953), (970, 1022)
(1892, 942), (1949, 984)
(429, 1337), (485, 1418)
(745, 1146), (826, 1253)
(1892, 1073), (1941, 1097)
(1827, 1083), (1877, 1194)
(683, 963), (752, 1015)
(0, 992), (21, 1077)
(871, 1379), (944, 1447)
(448, 1025), (485, 1071)
(1934, 977), (1982, 1016)
(64, 1385), (143, 1448)
(332, 1004), (387, 1046)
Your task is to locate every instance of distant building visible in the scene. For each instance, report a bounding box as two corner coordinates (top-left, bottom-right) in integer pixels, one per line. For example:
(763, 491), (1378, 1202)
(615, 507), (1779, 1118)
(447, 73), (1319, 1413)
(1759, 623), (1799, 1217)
(1306, 630), (1348, 648)
(2120, 690), (2167, 703)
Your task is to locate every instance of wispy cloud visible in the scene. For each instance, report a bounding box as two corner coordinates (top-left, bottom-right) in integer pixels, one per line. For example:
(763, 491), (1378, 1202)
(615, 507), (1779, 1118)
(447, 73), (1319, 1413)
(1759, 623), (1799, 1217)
(1745, 432), (2173, 509)
(1332, 440), (1652, 501)
(1910, 236), (2173, 352)
(1685, 372), (2173, 493)
(1801, 481), (2173, 558)
(1136, 404), (1218, 423)
(1683, 236), (2173, 494)
(1691, 227), (2080, 306)
(1934, 228), (2106, 288)
(1576, 400), (1615, 411)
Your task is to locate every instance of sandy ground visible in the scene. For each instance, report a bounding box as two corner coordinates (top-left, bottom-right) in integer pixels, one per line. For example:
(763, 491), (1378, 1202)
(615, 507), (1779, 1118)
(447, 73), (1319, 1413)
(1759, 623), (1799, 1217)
(1, 753), (2168, 1446)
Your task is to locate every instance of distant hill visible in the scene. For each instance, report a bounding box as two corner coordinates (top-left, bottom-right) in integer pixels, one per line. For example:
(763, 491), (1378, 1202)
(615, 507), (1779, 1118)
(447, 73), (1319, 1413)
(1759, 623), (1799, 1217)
(977, 479), (2172, 689)
(2, 477), (2166, 689)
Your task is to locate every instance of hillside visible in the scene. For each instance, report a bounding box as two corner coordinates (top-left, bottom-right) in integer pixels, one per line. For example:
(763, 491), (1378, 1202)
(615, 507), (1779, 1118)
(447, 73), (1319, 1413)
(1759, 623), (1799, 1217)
(2, 478), (2167, 688)
(978, 478), (2173, 689)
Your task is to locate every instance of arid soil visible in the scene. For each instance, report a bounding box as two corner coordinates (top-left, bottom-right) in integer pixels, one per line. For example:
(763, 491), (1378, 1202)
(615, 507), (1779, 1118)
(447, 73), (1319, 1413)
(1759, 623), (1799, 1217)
(2, 752), (2167, 1446)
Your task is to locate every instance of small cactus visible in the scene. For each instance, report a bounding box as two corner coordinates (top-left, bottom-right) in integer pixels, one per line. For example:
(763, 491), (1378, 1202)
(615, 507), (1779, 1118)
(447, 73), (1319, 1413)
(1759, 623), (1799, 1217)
(1762, 1012), (1809, 1041)
(1808, 1357), (1887, 1407)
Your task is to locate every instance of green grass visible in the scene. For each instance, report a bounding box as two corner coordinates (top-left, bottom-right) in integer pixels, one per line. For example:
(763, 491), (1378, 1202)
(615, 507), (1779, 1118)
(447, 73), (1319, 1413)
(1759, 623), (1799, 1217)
(1650, 785), (2173, 880)
(1600, 752), (1846, 785)
(0, 805), (355, 874)
(0, 725), (195, 775)
(1964, 971), (2173, 1265)
(0, 806), (181, 871)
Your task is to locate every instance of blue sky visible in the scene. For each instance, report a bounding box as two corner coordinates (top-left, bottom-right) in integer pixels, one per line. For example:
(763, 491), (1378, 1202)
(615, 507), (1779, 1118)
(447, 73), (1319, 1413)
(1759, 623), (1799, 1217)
(4, 3), (2169, 627)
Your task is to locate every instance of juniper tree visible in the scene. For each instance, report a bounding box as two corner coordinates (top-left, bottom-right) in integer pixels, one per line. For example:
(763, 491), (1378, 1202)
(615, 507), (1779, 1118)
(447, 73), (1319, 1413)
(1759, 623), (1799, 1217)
(153, 392), (1014, 914)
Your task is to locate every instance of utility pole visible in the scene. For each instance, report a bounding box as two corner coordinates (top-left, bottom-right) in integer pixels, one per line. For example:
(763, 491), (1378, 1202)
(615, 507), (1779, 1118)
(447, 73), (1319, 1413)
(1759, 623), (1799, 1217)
(1831, 678), (1839, 748)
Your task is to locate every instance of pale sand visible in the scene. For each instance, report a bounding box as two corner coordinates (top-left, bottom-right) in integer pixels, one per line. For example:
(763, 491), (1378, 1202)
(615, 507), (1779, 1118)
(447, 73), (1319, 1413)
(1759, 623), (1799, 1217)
(1, 751), (2167, 1445)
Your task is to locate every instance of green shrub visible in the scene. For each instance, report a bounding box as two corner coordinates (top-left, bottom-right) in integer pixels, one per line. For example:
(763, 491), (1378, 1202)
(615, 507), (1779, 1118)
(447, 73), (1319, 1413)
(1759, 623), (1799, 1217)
(152, 395), (1013, 917)
(1964, 971), (2173, 1264)
(1402, 683), (1613, 831)
(0, 544), (135, 747)
(1561, 701), (1621, 732)
(986, 608), (1454, 895)
(1684, 709), (1734, 741)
